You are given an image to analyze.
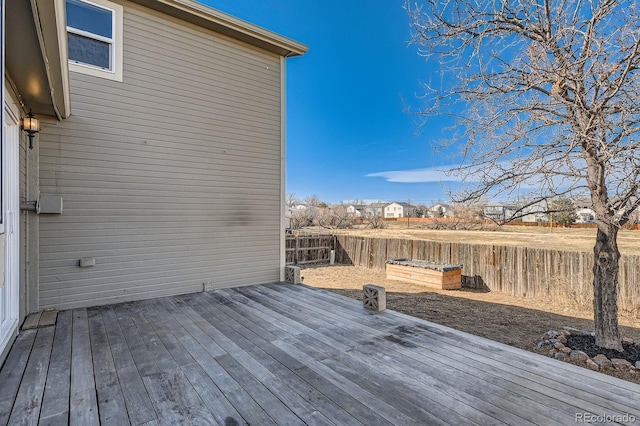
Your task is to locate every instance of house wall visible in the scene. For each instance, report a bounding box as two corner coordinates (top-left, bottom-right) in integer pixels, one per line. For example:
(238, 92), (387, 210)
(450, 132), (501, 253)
(365, 205), (385, 217)
(384, 203), (403, 218)
(35, 1), (284, 310)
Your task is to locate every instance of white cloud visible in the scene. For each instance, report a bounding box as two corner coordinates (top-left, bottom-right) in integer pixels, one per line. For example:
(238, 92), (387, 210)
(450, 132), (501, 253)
(366, 167), (459, 183)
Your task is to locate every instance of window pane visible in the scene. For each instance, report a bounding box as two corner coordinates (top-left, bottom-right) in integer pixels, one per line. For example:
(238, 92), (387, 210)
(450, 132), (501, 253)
(67, 0), (112, 39)
(68, 33), (111, 69)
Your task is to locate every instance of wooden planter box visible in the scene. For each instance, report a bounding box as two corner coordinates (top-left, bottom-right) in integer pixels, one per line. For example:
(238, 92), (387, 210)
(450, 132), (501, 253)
(386, 259), (463, 290)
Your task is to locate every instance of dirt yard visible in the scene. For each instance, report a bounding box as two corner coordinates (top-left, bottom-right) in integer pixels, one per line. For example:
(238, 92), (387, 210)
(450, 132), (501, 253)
(301, 264), (640, 384)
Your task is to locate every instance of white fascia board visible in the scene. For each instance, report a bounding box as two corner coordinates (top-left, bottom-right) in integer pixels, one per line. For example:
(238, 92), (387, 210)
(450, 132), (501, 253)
(32, 0), (71, 119)
(128, 0), (308, 57)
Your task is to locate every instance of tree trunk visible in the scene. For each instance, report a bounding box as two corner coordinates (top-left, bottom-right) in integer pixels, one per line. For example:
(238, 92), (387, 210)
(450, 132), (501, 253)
(592, 223), (623, 351)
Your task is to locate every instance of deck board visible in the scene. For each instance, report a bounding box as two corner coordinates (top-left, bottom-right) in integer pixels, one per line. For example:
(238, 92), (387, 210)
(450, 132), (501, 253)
(180, 362), (247, 425)
(69, 309), (100, 426)
(239, 289), (457, 424)
(263, 286), (588, 418)
(274, 284), (640, 418)
(1, 283), (639, 425)
(146, 296), (277, 426)
(7, 327), (53, 425)
(100, 306), (157, 426)
(122, 303), (205, 416)
(135, 301), (197, 368)
(283, 284), (640, 409)
(183, 294), (364, 426)
(169, 299), (320, 425)
(40, 310), (72, 425)
(198, 292), (392, 426)
(0, 329), (36, 425)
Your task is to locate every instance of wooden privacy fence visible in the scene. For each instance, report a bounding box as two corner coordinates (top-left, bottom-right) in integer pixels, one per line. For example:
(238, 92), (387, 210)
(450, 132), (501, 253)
(334, 235), (640, 316)
(286, 234), (335, 265)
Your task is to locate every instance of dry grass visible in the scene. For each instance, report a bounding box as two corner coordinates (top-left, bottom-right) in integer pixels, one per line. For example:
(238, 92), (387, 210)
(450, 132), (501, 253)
(321, 222), (640, 256)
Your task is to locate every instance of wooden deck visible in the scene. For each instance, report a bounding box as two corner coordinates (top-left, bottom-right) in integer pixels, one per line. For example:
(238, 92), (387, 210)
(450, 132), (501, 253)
(1, 283), (639, 425)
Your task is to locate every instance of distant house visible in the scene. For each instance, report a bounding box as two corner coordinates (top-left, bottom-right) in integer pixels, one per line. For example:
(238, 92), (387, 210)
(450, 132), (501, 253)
(384, 202), (418, 218)
(520, 202), (550, 223)
(384, 202), (405, 218)
(429, 204), (454, 218)
(346, 205), (362, 217)
(521, 211), (550, 223)
(575, 208), (596, 224)
(352, 204), (368, 216)
(1, 0), (306, 361)
(484, 203), (518, 222)
(365, 202), (387, 217)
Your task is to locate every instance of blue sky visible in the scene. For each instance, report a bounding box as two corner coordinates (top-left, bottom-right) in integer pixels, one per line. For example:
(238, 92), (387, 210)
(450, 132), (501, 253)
(200, 1), (457, 205)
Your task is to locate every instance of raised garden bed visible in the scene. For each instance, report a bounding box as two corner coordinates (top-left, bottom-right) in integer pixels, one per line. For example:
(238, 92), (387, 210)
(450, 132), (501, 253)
(386, 259), (463, 290)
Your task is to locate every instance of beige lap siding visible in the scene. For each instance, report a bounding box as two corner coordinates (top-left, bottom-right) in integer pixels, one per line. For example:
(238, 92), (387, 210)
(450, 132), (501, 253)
(36, 1), (283, 309)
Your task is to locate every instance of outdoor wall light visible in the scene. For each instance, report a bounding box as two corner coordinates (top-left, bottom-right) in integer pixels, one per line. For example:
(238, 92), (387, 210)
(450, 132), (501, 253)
(21, 109), (40, 149)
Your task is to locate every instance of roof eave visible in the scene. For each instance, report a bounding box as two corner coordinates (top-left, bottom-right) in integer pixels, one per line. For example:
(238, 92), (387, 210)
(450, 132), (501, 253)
(34, 0), (72, 119)
(128, 0), (308, 57)
(6, 0), (71, 119)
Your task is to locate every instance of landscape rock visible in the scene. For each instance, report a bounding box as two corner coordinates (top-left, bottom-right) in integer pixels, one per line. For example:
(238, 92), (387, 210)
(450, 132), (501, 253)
(586, 359), (600, 371)
(593, 354), (613, 369)
(562, 326), (592, 336)
(569, 350), (589, 362)
(543, 326), (639, 376)
(611, 358), (634, 371)
(544, 330), (560, 340)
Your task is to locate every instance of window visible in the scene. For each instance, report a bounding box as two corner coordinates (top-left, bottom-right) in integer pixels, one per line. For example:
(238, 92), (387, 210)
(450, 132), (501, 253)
(66, 0), (123, 81)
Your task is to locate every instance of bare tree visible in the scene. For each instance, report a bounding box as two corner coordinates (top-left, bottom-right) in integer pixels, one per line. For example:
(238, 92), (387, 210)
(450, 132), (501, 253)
(316, 205), (355, 229)
(427, 202), (489, 229)
(407, 0), (640, 350)
(453, 202), (487, 229)
(286, 193), (300, 208)
(290, 208), (313, 229)
(365, 213), (387, 229)
(304, 195), (324, 208)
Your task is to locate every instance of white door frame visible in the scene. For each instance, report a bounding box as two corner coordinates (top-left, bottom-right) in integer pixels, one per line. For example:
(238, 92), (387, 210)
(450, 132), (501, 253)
(0, 100), (20, 356)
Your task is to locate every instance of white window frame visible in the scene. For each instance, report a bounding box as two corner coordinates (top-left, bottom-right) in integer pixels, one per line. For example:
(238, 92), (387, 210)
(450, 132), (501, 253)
(67, 0), (123, 82)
